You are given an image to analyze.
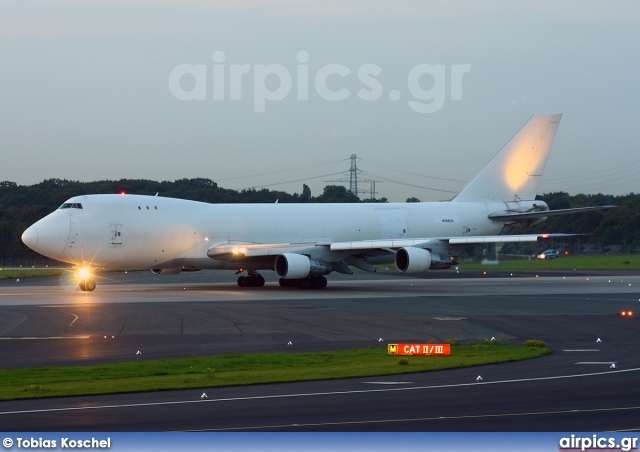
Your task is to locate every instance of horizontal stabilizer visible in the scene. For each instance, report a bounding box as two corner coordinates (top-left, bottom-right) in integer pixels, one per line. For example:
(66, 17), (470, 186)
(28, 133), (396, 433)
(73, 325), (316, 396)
(488, 205), (616, 221)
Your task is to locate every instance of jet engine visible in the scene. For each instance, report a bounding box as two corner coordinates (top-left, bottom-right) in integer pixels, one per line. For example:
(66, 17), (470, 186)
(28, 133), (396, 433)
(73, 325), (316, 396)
(274, 253), (333, 279)
(395, 247), (432, 273)
(151, 268), (182, 275)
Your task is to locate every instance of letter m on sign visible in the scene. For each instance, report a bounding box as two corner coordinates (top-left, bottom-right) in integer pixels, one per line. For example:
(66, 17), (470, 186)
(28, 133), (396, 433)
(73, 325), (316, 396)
(388, 344), (398, 355)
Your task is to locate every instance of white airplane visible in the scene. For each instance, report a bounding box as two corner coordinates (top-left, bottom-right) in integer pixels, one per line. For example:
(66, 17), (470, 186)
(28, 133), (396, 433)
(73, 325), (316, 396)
(21, 114), (611, 291)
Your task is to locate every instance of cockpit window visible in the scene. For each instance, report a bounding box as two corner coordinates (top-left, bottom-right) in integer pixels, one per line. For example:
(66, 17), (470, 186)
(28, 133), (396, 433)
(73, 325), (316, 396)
(59, 203), (83, 210)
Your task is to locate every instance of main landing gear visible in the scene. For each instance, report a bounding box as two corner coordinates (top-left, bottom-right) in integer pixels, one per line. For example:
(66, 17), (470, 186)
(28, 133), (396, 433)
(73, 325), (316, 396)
(235, 270), (328, 289)
(237, 270), (265, 288)
(279, 275), (327, 289)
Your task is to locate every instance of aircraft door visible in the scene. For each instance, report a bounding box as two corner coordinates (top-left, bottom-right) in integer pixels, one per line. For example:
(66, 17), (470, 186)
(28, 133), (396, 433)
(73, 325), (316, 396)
(110, 224), (123, 245)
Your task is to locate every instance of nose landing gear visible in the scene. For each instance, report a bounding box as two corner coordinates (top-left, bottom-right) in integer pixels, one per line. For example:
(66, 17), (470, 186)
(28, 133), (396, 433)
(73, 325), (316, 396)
(77, 267), (96, 291)
(78, 278), (96, 291)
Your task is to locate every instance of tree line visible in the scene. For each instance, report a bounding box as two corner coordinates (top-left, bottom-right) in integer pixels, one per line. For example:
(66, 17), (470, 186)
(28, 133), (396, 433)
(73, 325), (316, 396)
(0, 178), (637, 263)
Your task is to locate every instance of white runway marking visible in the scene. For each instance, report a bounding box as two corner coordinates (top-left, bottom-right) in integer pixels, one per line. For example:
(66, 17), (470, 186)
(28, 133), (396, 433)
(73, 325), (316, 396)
(563, 349), (600, 352)
(575, 362), (617, 365)
(1, 367), (638, 417)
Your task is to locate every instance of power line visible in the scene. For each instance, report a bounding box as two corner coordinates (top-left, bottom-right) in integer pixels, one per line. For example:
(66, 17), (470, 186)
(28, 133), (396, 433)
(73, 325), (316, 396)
(360, 170), (459, 194)
(361, 157), (467, 183)
(245, 171), (345, 190)
(215, 159), (344, 182)
(325, 154), (384, 198)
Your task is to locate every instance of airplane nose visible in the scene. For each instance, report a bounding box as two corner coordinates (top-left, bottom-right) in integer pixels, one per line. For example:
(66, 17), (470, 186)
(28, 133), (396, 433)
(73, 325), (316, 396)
(22, 225), (38, 250)
(22, 212), (70, 258)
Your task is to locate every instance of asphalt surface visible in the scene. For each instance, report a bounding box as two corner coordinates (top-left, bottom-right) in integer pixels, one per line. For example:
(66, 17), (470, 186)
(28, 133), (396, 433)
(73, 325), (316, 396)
(0, 269), (639, 431)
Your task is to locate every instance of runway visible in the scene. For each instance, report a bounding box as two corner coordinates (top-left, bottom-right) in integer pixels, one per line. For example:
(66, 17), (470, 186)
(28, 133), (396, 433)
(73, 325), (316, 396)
(0, 269), (639, 431)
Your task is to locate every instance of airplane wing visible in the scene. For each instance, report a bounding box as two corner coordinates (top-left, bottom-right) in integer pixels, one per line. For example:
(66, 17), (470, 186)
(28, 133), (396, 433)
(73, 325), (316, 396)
(329, 233), (575, 250)
(207, 242), (317, 260)
(208, 233), (573, 260)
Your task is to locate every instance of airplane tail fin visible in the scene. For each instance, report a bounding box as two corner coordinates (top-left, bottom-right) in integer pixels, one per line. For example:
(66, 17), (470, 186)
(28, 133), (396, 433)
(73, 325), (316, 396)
(452, 114), (562, 203)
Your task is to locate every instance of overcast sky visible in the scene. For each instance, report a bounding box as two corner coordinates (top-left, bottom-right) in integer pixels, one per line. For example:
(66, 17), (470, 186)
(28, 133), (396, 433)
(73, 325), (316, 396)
(1, 1), (638, 202)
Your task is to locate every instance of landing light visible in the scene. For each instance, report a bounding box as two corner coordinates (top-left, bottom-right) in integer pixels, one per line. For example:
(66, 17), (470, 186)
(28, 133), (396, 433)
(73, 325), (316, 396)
(78, 268), (91, 280)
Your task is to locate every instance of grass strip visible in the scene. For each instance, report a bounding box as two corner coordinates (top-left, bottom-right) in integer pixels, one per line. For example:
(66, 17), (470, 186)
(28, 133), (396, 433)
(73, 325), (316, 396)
(457, 255), (640, 271)
(0, 268), (67, 279)
(1, 255), (638, 280)
(0, 345), (550, 401)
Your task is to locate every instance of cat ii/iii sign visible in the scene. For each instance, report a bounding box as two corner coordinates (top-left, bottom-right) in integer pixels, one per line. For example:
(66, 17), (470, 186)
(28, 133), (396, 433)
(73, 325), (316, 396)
(388, 344), (451, 355)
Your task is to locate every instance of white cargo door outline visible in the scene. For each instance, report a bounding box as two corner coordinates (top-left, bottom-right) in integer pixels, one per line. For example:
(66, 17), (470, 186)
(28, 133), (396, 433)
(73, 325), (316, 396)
(109, 224), (123, 245)
(375, 208), (408, 239)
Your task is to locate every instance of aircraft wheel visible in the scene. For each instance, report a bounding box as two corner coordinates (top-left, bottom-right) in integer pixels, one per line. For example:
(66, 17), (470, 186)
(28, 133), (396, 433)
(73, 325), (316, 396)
(310, 276), (328, 289)
(78, 279), (96, 292)
(279, 278), (287, 287)
(239, 275), (265, 288)
(297, 278), (312, 289)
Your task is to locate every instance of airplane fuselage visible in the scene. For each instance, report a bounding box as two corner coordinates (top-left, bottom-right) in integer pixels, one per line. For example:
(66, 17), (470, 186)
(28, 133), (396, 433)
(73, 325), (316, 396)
(22, 114), (575, 290)
(23, 194), (531, 271)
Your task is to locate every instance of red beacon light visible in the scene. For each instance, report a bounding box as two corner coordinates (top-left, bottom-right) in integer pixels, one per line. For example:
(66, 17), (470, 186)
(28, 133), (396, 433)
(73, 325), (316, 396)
(120, 191), (126, 195)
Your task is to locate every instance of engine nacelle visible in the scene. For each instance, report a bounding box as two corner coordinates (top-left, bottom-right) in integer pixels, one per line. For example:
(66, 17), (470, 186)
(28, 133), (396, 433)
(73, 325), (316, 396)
(151, 268), (182, 275)
(429, 253), (454, 269)
(395, 247), (432, 273)
(274, 253), (333, 279)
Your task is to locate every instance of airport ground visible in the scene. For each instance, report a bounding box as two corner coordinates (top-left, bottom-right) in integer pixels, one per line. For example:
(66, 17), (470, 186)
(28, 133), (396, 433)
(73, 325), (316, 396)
(0, 269), (638, 431)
